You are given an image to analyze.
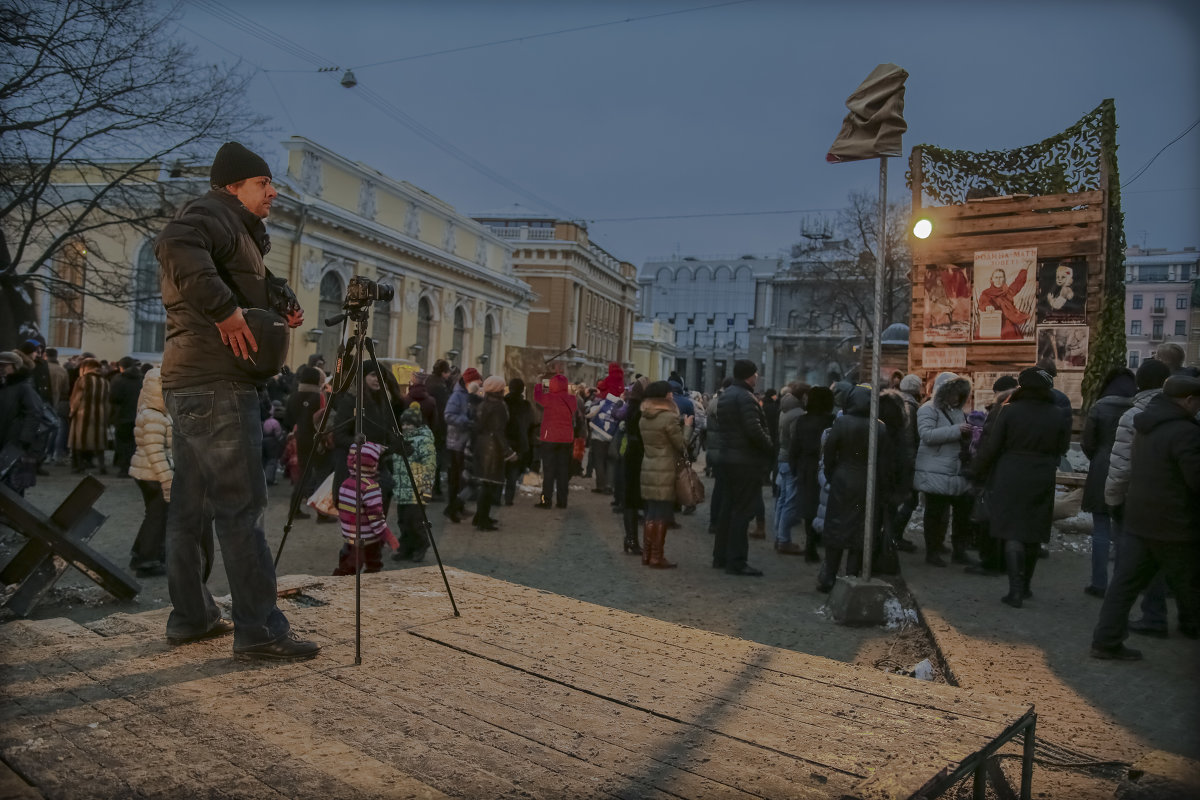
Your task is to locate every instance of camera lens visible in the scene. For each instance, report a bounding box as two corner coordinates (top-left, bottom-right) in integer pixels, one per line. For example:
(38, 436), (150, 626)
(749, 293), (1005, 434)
(374, 282), (395, 303)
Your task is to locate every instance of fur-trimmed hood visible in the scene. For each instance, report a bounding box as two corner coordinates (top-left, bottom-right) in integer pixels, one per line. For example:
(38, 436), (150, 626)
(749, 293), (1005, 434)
(932, 371), (971, 410)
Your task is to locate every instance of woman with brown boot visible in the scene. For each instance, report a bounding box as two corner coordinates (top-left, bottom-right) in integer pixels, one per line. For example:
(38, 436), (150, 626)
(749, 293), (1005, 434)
(638, 381), (687, 568)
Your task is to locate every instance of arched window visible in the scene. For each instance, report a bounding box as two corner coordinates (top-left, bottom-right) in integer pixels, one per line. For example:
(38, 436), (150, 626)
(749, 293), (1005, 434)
(452, 306), (466, 359)
(482, 315), (495, 369)
(132, 241), (165, 353)
(371, 282), (392, 358)
(416, 297), (433, 366)
(317, 272), (344, 364)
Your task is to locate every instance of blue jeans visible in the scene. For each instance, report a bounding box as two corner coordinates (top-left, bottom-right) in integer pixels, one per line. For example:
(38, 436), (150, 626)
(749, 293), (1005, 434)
(773, 462), (800, 544)
(1090, 511), (1117, 591)
(165, 381), (289, 648)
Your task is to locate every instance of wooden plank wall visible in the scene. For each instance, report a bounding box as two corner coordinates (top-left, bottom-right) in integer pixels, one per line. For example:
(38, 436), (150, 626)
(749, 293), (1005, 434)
(909, 186), (1107, 410)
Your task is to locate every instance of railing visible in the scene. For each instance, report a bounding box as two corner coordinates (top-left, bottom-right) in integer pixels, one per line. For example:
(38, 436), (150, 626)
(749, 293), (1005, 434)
(489, 227), (555, 240)
(1150, 305), (1166, 316)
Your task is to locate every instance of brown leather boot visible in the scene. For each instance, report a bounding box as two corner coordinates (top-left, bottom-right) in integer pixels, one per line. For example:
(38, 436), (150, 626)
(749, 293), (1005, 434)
(641, 520), (652, 566)
(649, 521), (677, 569)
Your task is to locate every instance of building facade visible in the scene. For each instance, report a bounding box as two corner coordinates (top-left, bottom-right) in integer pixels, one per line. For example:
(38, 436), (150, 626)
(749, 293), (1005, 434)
(1123, 245), (1196, 369)
(638, 254), (779, 394)
(630, 319), (678, 382)
(33, 137), (533, 376)
(472, 213), (638, 385)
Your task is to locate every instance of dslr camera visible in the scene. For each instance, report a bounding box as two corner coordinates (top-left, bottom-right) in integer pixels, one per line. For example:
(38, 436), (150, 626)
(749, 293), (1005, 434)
(343, 275), (395, 310)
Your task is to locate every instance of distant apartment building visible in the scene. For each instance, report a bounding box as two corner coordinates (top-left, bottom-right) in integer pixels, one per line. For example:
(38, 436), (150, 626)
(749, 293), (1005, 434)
(1123, 245), (1197, 369)
(472, 212), (639, 385)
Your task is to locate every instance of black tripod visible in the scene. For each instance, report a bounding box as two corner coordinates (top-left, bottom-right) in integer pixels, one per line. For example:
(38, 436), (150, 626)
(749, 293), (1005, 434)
(275, 301), (459, 665)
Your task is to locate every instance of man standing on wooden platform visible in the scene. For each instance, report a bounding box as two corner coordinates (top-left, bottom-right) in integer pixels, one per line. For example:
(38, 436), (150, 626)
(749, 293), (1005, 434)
(155, 142), (319, 661)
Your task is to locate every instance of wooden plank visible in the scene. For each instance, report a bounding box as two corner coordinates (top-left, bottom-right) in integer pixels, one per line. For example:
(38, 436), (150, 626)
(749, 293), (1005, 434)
(920, 190), (1103, 220)
(0, 476), (105, 585)
(912, 225), (1103, 264)
(936, 206), (1103, 236)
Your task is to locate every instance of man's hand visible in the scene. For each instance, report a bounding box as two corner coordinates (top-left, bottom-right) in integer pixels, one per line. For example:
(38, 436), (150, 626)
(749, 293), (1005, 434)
(216, 307), (258, 360)
(286, 307), (304, 328)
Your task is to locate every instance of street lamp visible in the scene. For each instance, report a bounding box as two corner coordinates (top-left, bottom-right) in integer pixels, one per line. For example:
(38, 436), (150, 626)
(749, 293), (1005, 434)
(407, 343), (423, 360)
(445, 349), (460, 364)
(306, 328), (323, 348)
(477, 354), (489, 367)
(912, 218), (933, 239)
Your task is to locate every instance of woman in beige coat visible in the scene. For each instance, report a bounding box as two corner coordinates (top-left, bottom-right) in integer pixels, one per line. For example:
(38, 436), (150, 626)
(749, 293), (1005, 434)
(638, 381), (687, 569)
(127, 369), (172, 576)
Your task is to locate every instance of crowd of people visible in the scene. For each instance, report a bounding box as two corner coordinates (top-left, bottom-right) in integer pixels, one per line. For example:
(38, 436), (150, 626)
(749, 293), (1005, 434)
(3, 335), (1197, 666)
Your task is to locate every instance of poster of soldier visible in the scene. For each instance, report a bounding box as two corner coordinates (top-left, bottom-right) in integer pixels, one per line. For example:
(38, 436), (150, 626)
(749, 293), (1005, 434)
(972, 248), (1038, 341)
(1037, 325), (1089, 370)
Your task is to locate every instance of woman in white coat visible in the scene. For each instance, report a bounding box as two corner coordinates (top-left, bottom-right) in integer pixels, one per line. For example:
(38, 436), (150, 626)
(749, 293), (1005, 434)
(913, 372), (974, 567)
(128, 369), (173, 576)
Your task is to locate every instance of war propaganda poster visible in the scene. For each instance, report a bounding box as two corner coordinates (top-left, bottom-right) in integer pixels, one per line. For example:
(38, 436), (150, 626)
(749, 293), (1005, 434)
(971, 370), (1009, 411)
(923, 263), (972, 343)
(973, 247), (1037, 341)
(1037, 325), (1089, 370)
(1036, 256), (1087, 325)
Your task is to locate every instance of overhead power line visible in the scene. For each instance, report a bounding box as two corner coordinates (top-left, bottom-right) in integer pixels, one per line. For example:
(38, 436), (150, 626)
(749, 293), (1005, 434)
(347, 0), (758, 71)
(591, 207), (838, 223)
(186, 0), (577, 219)
(1122, 117), (1200, 189)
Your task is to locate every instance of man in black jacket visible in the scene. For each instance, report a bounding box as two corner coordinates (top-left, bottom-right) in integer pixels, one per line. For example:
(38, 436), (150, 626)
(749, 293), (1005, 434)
(108, 356), (142, 476)
(1091, 375), (1200, 660)
(155, 141), (318, 661)
(713, 360), (773, 576)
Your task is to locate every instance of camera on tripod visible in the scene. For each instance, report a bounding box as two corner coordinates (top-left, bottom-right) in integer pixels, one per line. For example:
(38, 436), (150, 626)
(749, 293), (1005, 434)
(343, 275), (395, 310)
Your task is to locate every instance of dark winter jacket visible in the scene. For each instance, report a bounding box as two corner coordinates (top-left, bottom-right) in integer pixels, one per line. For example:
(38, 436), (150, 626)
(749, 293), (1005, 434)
(791, 409), (836, 519)
(472, 394), (513, 485)
(285, 382), (322, 456)
(425, 373), (450, 445)
(821, 386), (891, 550)
(1080, 394), (1133, 513)
(639, 396), (686, 502)
(621, 398), (646, 510)
(1124, 394), (1200, 543)
(775, 392), (803, 464)
(762, 394), (781, 449)
(504, 393), (535, 459)
(332, 387), (398, 452)
(534, 374), (577, 444)
(108, 369), (143, 427)
(972, 387), (1070, 544)
(0, 370), (44, 451)
(669, 381), (694, 419)
(156, 189), (294, 389)
(715, 380), (773, 468)
(403, 383), (439, 431)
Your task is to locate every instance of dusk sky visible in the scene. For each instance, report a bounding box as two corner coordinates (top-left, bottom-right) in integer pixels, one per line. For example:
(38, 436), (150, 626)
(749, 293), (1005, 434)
(173, 0), (1200, 268)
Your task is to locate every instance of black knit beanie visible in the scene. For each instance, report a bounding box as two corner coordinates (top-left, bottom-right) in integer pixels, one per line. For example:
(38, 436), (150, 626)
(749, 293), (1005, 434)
(210, 142), (272, 188)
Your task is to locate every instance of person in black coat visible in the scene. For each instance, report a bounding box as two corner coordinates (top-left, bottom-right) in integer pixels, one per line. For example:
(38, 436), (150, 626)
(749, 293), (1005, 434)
(1092, 375), (1200, 659)
(790, 386), (835, 563)
(713, 360), (773, 576)
(971, 367), (1071, 608)
(502, 378), (535, 506)
(331, 360), (401, 501)
(1080, 367), (1135, 597)
(817, 385), (893, 591)
(618, 379), (648, 555)
(108, 356), (143, 476)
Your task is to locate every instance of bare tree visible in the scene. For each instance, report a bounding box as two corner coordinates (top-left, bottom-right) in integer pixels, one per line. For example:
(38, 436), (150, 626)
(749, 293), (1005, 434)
(795, 190), (912, 339)
(0, 0), (264, 346)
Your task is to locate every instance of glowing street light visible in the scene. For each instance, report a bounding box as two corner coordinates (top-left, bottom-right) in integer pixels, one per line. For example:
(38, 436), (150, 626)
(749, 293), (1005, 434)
(912, 218), (933, 239)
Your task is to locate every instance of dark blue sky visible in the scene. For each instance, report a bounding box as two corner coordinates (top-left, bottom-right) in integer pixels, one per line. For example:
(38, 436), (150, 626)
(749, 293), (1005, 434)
(175, 0), (1200, 266)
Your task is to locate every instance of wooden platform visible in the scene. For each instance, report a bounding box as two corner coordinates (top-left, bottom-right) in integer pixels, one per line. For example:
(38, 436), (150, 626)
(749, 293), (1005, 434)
(0, 569), (1033, 799)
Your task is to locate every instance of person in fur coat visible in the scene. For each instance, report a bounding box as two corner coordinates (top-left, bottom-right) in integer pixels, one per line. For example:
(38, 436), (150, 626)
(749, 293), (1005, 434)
(69, 357), (109, 473)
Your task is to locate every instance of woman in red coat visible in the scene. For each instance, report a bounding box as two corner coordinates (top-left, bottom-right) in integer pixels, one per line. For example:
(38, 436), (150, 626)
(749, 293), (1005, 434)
(978, 268), (1030, 340)
(534, 373), (577, 508)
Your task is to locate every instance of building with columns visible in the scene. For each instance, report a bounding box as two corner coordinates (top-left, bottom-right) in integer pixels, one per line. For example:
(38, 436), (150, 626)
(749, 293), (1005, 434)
(638, 254), (780, 393)
(631, 319), (679, 382)
(472, 212), (639, 385)
(33, 137), (533, 376)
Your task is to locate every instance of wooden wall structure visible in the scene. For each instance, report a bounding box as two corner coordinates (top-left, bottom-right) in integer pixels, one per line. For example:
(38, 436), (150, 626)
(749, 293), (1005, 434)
(908, 146), (1108, 415)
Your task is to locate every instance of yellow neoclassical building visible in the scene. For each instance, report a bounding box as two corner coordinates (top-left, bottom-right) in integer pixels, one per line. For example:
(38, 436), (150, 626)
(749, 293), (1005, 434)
(32, 137), (533, 375)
